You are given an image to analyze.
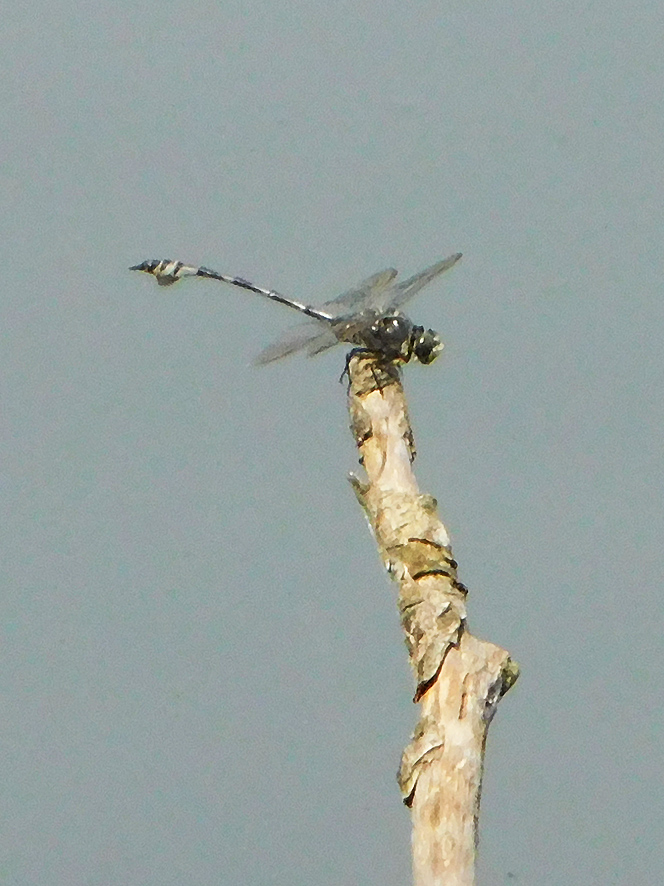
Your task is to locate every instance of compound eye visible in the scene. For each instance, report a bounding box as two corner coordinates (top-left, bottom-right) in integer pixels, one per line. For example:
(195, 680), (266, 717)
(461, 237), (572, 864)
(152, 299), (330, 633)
(415, 330), (444, 364)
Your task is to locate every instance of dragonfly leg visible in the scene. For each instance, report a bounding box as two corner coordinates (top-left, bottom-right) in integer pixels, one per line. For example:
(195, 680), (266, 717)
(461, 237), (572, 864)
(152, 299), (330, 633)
(340, 349), (401, 399)
(339, 348), (375, 388)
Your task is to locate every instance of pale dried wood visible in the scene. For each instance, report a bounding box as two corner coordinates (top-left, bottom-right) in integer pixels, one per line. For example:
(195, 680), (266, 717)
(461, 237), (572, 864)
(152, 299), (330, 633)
(346, 353), (519, 886)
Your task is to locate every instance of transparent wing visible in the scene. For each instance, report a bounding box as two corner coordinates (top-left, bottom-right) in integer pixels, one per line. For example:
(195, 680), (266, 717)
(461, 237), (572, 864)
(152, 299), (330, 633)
(317, 268), (398, 317)
(254, 321), (339, 365)
(372, 253), (462, 314)
(254, 267), (399, 364)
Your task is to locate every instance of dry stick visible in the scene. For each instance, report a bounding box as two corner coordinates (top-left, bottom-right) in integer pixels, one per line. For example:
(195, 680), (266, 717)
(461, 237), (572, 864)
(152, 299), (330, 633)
(346, 353), (519, 886)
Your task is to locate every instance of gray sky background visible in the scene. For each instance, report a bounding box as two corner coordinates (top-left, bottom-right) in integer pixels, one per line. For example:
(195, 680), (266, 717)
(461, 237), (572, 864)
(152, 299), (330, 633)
(2, 1), (662, 884)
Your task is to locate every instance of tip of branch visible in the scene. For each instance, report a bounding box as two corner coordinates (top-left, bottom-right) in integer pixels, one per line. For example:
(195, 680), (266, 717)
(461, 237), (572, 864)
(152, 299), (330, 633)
(346, 352), (403, 398)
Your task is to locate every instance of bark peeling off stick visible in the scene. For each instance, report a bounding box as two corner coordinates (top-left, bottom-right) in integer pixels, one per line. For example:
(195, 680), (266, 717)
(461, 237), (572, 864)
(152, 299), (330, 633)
(347, 354), (468, 696)
(346, 352), (518, 886)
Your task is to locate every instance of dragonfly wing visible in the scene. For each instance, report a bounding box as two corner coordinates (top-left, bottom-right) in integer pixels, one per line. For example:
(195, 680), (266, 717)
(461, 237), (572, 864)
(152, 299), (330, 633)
(254, 321), (338, 365)
(306, 334), (344, 357)
(318, 268), (398, 317)
(306, 313), (377, 356)
(377, 253), (462, 313)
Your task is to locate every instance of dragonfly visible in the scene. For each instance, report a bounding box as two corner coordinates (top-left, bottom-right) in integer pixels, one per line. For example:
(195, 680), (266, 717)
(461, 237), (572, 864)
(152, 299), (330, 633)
(130, 253), (462, 366)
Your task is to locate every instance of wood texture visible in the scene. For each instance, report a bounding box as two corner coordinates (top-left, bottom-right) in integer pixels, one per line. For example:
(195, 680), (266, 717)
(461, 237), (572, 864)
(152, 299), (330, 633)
(346, 353), (518, 885)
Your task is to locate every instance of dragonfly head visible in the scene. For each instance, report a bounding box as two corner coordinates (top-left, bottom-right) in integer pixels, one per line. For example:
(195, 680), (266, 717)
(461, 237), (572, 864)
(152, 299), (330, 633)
(411, 327), (443, 365)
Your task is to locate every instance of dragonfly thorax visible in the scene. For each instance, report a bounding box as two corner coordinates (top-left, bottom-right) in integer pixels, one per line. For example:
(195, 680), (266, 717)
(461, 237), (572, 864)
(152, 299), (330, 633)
(355, 314), (413, 362)
(355, 315), (443, 365)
